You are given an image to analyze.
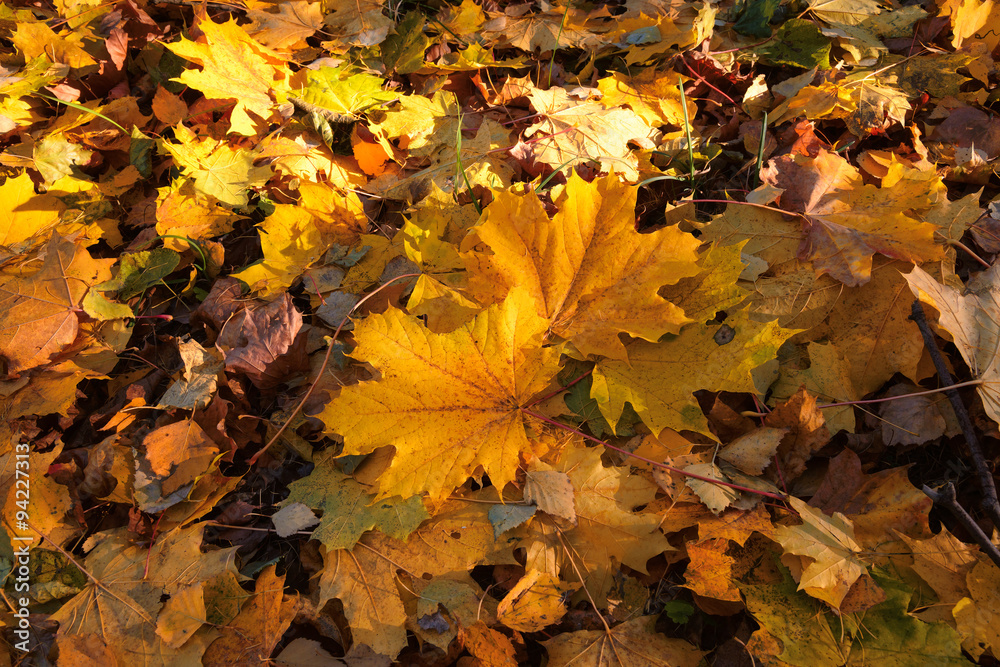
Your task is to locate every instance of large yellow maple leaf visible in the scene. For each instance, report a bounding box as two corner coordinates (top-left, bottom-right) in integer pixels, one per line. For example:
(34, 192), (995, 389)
(464, 173), (701, 360)
(166, 15), (289, 136)
(318, 288), (562, 500)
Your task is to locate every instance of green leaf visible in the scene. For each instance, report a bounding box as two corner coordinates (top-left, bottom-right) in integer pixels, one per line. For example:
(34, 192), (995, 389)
(98, 248), (181, 300)
(754, 19), (831, 69)
(130, 127), (154, 178)
(380, 11), (432, 75)
(734, 0), (780, 38)
(282, 456), (429, 550)
(296, 65), (396, 117)
(488, 504), (536, 538)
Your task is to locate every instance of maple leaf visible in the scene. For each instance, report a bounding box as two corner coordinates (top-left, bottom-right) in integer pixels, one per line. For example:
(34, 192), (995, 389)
(741, 558), (969, 666)
(592, 309), (797, 438)
(597, 70), (695, 127)
(50, 525), (240, 665)
(900, 527), (979, 625)
(158, 125), (271, 207)
(202, 565), (298, 666)
(325, 0), (394, 46)
(232, 205), (325, 295)
(953, 556), (1000, 659)
(774, 497), (866, 609)
(684, 538), (743, 605)
(319, 288), (562, 500)
(165, 14), (289, 136)
(542, 615), (704, 667)
(293, 65), (397, 118)
(463, 172), (701, 360)
(906, 263), (1000, 427)
(2, 443), (76, 549)
(154, 181), (241, 250)
(482, 5), (605, 52)
(762, 149), (945, 286)
(280, 453), (428, 550)
(496, 568), (573, 631)
(517, 441), (671, 603)
(142, 420), (219, 496)
(521, 86), (657, 181)
(214, 292), (309, 390)
(0, 234), (112, 377)
(157, 338), (223, 410)
(372, 89), (462, 159)
(0, 172), (65, 249)
(11, 20), (97, 69)
(318, 493), (516, 657)
(810, 449), (932, 549)
(245, 0), (324, 50)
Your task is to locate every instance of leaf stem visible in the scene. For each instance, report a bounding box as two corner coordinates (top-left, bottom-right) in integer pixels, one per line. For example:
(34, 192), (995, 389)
(525, 367), (593, 408)
(678, 75), (696, 192)
(741, 379), (987, 417)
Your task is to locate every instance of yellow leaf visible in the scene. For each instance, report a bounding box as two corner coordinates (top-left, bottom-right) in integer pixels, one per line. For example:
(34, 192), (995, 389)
(519, 441), (671, 603)
(496, 569), (572, 632)
(203, 565), (297, 666)
(593, 310), (798, 438)
(684, 538), (743, 603)
(899, 527), (977, 624)
(319, 288), (562, 500)
(907, 263), (1000, 427)
(523, 87), (657, 181)
(2, 443), (75, 550)
(165, 15), (289, 136)
(156, 583), (207, 649)
(232, 204), (324, 296)
(142, 420), (219, 495)
(0, 172), (65, 249)
(953, 556), (1000, 659)
(373, 90), (461, 158)
(324, 0), (394, 46)
(597, 69), (695, 127)
(762, 149), (944, 286)
(154, 181), (241, 250)
(318, 494), (516, 658)
(11, 22), (96, 69)
(463, 622), (518, 667)
(774, 497), (866, 609)
(296, 180), (367, 247)
(245, 0), (324, 50)
(465, 173), (701, 360)
(158, 125), (271, 206)
(50, 525), (239, 665)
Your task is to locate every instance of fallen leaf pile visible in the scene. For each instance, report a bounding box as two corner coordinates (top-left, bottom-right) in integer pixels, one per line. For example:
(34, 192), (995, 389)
(2, 0), (1000, 665)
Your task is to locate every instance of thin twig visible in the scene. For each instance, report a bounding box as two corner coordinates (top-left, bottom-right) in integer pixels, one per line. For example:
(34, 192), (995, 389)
(910, 300), (1000, 531)
(922, 483), (1000, 568)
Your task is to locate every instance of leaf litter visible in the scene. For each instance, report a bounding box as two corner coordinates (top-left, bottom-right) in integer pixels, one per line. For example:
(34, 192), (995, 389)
(1, 0), (1000, 665)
